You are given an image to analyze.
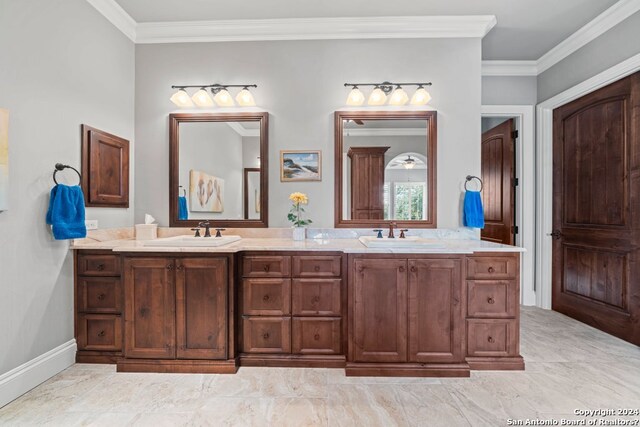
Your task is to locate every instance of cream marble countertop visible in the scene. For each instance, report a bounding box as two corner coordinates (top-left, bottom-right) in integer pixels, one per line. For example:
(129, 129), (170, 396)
(71, 236), (524, 254)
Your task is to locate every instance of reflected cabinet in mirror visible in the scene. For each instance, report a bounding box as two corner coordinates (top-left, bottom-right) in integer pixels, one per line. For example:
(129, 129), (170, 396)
(334, 111), (437, 228)
(169, 113), (268, 227)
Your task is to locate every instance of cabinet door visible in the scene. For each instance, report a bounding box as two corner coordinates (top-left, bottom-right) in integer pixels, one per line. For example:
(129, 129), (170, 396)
(352, 259), (407, 362)
(408, 259), (463, 363)
(124, 257), (176, 359)
(176, 258), (227, 360)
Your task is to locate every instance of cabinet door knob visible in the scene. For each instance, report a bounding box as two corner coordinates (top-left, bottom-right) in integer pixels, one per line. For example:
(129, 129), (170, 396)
(176, 265), (184, 271)
(398, 266), (405, 273)
(312, 296), (320, 304)
(410, 266), (417, 273)
(487, 336), (495, 343)
(97, 293), (106, 301)
(357, 266), (365, 273)
(314, 334), (320, 341)
(97, 330), (105, 337)
(263, 294), (270, 302)
(488, 266), (495, 273)
(487, 297), (495, 304)
(167, 264), (174, 270)
(96, 264), (105, 271)
(263, 333), (270, 340)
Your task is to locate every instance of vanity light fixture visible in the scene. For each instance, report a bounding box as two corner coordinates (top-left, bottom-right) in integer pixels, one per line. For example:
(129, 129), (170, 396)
(170, 83), (258, 108)
(403, 155), (416, 169)
(343, 81), (432, 107)
(345, 86), (365, 106)
(170, 88), (194, 107)
(192, 88), (214, 107)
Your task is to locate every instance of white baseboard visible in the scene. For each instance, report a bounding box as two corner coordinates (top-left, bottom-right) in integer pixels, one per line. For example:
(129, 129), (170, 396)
(0, 339), (76, 408)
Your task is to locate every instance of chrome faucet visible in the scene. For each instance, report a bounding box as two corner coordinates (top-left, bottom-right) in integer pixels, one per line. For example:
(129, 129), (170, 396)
(388, 222), (397, 239)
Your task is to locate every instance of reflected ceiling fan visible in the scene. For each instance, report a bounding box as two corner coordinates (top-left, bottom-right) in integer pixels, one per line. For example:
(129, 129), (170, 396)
(346, 119), (364, 125)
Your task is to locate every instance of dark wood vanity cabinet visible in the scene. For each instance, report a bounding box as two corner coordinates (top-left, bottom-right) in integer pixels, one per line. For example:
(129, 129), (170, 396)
(348, 146), (389, 219)
(116, 255), (236, 373)
(349, 256), (465, 376)
(239, 253), (346, 366)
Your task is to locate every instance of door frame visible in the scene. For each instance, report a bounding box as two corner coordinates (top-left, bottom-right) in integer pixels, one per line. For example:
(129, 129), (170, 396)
(536, 52), (640, 309)
(481, 105), (535, 306)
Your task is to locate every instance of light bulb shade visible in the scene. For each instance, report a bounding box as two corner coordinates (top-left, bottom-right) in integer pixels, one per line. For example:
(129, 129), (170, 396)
(346, 87), (365, 106)
(403, 156), (416, 169)
(213, 89), (235, 107)
(389, 87), (409, 106)
(410, 87), (432, 105)
(192, 89), (214, 107)
(170, 89), (194, 107)
(236, 88), (256, 106)
(367, 88), (387, 106)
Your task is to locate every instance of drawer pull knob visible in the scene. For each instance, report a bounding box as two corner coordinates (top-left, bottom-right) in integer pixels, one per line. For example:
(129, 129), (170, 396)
(96, 264), (105, 271)
(263, 294), (270, 302)
(263, 265), (270, 272)
(314, 334), (320, 341)
(314, 265), (320, 272)
(97, 330), (105, 337)
(488, 267), (495, 273)
(488, 336), (495, 343)
(263, 333), (270, 340)
(487, 297), (495, 304)
(97, 293), (106, 301)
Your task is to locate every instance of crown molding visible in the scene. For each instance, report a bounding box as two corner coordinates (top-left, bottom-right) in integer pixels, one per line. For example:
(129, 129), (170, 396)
(481, 60), (538, 76)
(226, 122), (260, 137)
(134, 16), (497, 44)
(537, 0), (640, 74)
(87, 0), (136, 42)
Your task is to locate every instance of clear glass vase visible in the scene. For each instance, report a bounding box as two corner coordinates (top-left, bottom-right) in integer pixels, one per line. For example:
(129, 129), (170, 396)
(292, 227), (306, 241)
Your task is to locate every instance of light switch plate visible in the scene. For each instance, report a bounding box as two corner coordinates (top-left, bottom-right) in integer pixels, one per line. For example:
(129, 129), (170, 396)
(85, 219), (98, 230)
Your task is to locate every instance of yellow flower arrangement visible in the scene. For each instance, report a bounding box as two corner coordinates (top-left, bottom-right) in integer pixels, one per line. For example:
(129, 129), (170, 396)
(288, 192), (312, 227)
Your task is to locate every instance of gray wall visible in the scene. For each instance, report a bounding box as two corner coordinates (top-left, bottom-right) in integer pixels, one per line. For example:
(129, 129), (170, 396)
(538, 10), (640, 102)
(482, 76), (538, 105)
(0, 0), (134, 375)
(135, 38), (482, 229)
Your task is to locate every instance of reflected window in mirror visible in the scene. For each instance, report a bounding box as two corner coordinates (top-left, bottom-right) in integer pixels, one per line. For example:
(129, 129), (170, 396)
(169, 113), (268, 227)
(335, 111), (436, 228)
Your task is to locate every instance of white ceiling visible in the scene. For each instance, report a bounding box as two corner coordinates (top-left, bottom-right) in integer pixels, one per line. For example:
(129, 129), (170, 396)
(113, 0), (619, 60)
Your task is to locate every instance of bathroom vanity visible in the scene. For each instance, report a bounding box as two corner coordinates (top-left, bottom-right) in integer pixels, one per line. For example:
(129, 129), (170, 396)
(72, 237), (523, 377)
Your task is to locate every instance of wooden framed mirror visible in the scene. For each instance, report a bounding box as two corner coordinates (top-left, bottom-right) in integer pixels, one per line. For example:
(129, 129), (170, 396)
(334, 110), (437, 228)
(169, 112), (268, 227)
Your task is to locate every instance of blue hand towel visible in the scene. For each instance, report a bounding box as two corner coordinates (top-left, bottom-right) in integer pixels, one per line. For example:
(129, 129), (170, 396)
(463, 190), (485, 229)
(178, 196), (188, 220)
(46, 184), (87, 240)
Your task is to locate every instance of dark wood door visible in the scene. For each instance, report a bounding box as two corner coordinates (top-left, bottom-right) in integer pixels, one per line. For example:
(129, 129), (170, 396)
(175, 258), (228, 360)
(352, 258), (407, 362)
(123, 257), (176, 359)
(408, 259), (463, 363)
(481, 119), (515, 244)
(552, 72), (640, 346)
(348, 146), (389, 219)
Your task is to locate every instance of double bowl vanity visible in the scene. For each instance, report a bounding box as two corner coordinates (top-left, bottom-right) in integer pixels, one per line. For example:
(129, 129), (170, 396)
(72, 233), (523, 377)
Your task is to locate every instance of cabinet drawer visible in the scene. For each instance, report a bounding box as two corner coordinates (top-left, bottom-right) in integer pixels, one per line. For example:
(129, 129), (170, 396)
(78, 254), (121, 276)
(243, 256), (291, 277)
(292, 256), (341, 277)
(467, 319), (517, 357)
(242, 316), (291, 354)
(77, 314), (122, 351)
(292, 317), (341, 355)
(467, 281), (517, 318)
(292, 279), (342, 316)
(78, 277), (122, 313)
(467, 256), (517, 279)
(242, 278), (291, 315)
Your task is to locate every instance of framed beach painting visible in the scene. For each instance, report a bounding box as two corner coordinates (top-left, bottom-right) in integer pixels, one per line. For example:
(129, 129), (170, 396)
(0, 109), (8, 211)
(189, 169), (224, 213)
(280, 150), (322, 182)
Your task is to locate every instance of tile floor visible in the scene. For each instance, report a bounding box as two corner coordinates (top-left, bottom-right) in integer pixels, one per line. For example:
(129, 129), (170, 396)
(1, 307), (639, 426)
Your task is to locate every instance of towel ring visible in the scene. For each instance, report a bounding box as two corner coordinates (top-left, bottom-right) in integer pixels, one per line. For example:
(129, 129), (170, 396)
(179, 186), (186, 197)
(464, 175), (483, 192)
(53, 163), (81, 185)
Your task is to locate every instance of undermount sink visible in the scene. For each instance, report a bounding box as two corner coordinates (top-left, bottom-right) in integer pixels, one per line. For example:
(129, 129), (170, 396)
(143, 235), (242, 247)
(358, 236), (446, 249)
